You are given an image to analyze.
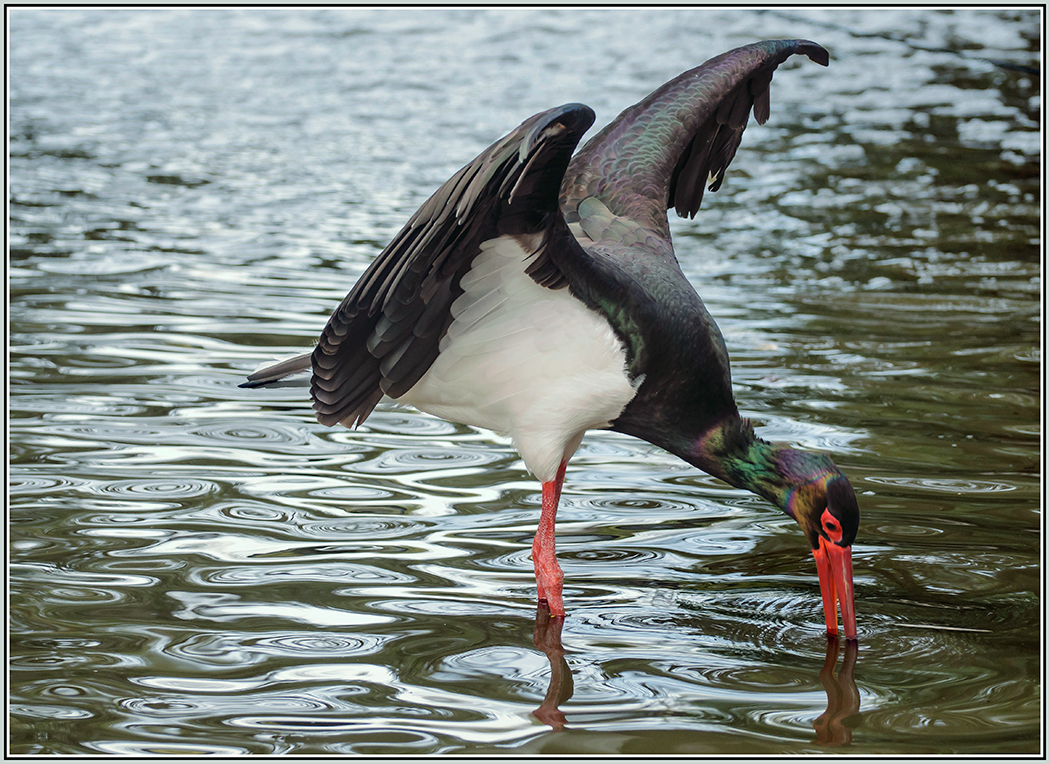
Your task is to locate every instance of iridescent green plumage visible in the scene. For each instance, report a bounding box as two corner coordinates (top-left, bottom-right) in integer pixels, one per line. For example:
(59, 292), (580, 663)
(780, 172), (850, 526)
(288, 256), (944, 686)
(691, 417), (858, 551)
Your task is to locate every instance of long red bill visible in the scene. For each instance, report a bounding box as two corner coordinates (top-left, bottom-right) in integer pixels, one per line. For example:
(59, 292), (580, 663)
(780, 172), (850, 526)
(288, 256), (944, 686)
(813, 535), (856, 640)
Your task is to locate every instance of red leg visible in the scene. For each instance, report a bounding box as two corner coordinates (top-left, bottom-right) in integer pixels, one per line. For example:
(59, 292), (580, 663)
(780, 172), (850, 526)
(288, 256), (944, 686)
(533, 459), (568, 617)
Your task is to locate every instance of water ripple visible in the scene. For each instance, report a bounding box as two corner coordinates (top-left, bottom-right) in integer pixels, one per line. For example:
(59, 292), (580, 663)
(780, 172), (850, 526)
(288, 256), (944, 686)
(186, 420), (310, 447)
(866, 476), (1018, 494)
(10, 475), (70, 495)
(195, 562), (412, 586)
(359, 446), (505, 475)
(250, 633), (384, 657)
(90, 477), (219, 499)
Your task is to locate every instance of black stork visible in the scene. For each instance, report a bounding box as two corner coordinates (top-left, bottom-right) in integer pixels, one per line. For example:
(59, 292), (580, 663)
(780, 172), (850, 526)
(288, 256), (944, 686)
(242, 40), (859, 639)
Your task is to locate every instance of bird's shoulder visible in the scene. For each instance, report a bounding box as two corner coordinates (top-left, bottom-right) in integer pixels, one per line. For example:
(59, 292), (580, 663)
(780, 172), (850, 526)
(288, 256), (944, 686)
(553, 195), (728, 386)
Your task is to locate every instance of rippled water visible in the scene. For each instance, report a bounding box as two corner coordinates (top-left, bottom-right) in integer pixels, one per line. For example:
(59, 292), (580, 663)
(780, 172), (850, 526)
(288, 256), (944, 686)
(9, 8), (1041, 755)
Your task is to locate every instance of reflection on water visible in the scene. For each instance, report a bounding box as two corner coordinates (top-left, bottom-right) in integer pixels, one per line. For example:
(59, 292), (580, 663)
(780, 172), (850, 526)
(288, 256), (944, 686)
(531, 608), (861, 746)
(9, 7), (1040, 756)
(813, 637), (860, 747)
(532, 607), (573, 731)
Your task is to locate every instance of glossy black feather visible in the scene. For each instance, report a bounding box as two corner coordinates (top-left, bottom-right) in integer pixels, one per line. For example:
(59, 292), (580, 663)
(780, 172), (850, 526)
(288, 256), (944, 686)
(562, 40), (829, 234)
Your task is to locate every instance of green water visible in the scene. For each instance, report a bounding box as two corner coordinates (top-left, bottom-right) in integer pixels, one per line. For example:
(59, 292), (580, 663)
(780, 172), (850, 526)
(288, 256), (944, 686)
(9, 8), (1041, 755)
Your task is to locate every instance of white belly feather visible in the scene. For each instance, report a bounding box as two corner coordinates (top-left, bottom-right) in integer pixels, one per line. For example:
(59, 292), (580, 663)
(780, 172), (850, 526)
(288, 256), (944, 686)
(397, 234), (638, 483)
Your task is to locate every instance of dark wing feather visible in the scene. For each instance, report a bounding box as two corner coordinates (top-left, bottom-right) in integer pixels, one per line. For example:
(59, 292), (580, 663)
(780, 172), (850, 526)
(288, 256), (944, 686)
(561, 40), (828, 237)
(309, 103), (595, 428)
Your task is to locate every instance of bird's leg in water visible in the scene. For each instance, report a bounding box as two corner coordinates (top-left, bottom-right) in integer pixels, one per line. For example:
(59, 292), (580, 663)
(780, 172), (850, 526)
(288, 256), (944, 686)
(533, 459), (568, 616)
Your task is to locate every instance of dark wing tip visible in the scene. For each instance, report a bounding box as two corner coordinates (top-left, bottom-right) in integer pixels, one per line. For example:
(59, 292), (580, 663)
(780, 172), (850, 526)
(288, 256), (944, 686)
(518, 102), (596, 183)
(794, 39), (830, 67)
(557, 102), (597, 131)
(538, 102), (595, 131)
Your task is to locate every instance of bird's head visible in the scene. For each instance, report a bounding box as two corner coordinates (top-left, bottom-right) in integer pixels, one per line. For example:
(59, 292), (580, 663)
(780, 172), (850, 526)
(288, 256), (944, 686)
(779, 458), (859, 640)
(688, 419), (859, 640)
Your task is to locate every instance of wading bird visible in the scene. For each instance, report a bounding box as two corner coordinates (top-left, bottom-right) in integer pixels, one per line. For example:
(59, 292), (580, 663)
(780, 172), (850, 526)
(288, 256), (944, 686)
(242, 39), (859, 639)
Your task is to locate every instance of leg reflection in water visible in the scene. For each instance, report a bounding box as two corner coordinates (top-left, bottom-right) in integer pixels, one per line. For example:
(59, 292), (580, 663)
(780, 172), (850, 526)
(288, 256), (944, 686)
(813, 635), (861, 746)
(527, 610), (860, 739)
(531, 606), (573, 730)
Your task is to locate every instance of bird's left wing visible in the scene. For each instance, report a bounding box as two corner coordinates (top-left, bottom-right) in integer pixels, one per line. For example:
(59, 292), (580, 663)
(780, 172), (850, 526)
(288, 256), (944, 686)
(561, 40), (828, 241)
(308, 103), (595, 428)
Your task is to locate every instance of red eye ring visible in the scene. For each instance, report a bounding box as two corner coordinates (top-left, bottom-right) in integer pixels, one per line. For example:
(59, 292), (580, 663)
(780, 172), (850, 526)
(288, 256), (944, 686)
(820, 508), (843, 543)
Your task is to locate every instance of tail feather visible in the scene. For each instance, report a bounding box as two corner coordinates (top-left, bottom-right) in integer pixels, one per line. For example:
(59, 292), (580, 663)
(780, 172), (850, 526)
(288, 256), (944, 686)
(239, 352), (313, 388)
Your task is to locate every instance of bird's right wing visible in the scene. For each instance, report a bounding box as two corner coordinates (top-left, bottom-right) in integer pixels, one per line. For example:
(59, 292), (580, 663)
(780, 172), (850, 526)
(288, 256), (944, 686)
(561, 40), (828, 243)
(309, 103), (595, 428)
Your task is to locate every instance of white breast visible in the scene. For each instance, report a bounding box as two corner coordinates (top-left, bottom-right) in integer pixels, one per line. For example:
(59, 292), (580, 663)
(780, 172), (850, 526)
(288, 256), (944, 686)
(396, 234), (638, 483)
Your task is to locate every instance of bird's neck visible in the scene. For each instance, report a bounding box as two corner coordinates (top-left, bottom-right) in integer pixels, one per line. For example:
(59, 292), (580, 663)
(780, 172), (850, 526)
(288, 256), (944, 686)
(688, 416), (836, 513)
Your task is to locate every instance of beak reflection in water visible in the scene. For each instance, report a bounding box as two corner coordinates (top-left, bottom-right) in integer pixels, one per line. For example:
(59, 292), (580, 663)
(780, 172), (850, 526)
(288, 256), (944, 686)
(529, 607), (860, 742)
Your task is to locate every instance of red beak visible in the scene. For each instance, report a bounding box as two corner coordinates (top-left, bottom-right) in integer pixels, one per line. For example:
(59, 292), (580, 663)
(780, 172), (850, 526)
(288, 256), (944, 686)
(813, 535), (856, 640)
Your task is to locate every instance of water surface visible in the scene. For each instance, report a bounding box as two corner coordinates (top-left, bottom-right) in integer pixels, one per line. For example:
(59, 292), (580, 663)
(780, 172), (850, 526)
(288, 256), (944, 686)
(9, 8), (1041, 755)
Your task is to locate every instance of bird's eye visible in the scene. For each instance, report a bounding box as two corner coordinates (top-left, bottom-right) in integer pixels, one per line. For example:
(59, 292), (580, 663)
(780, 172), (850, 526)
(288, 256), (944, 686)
(820, 509), (843, 543)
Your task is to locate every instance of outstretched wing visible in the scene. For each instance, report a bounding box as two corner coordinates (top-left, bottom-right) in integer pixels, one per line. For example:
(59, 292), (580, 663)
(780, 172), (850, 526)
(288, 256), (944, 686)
(561, 40), (829, 240)
(309, 103), (595, 428)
